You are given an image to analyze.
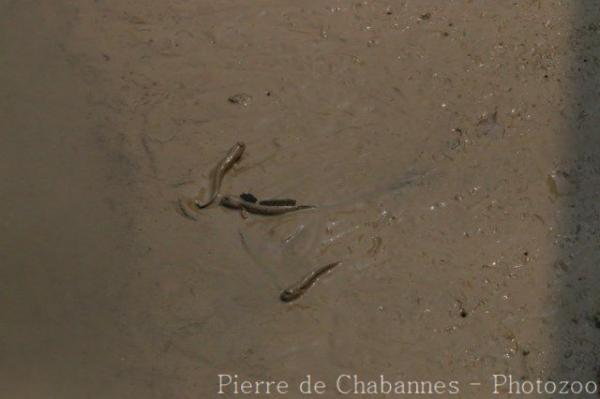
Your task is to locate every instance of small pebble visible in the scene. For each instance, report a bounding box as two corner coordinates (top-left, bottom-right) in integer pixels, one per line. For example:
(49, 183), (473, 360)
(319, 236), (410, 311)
(228, 93), (253, 106)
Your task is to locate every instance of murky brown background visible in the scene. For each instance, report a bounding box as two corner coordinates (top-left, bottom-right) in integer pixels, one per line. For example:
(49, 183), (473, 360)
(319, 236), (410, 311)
(2, 1), (599, 398)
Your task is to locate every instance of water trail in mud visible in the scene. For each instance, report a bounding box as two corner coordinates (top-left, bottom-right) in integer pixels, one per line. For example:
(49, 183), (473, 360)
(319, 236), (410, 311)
(237, 172), (431, 286)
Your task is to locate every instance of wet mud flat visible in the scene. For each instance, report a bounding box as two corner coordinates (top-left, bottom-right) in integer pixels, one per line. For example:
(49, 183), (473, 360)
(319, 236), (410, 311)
(2, 1), (600, 398)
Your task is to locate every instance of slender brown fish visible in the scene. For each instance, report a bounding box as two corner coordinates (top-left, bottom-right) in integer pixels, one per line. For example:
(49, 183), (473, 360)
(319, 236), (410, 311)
(280, 261), (341, 302)
(259, 198), (297, 206)
(178, 197), (199, 220)
(195, 142), (245, 209)
(220, 195), (314, 215)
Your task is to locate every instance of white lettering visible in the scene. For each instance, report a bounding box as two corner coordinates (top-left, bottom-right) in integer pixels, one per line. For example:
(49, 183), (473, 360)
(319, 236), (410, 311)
(336, 374), (352, 394)
(493, 374), (507, 394)
(218, 374), (232, 394)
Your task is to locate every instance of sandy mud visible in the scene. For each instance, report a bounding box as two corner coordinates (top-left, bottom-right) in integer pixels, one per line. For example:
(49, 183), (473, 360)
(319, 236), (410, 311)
(2, 1), (599, 398)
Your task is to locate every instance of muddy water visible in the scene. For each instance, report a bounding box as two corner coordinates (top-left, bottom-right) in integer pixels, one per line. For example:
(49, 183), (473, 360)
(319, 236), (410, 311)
(2, 1), (599, 398)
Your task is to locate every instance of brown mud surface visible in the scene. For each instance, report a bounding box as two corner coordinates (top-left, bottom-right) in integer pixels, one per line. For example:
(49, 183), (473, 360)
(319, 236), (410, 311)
(2, 1), (599, 398)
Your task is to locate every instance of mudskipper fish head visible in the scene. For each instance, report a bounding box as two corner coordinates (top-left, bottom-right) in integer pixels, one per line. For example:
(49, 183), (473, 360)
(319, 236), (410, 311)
(280, 289), (298, 302)
(219, 195), (239, 209)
